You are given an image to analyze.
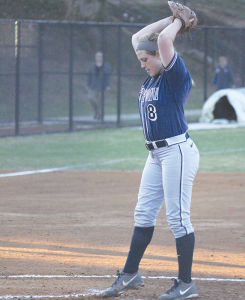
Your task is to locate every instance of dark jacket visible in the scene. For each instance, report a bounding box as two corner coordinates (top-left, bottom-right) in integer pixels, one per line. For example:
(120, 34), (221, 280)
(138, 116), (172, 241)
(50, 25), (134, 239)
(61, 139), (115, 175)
(87, 62), (110, 91)
(212, 65), (235, 91)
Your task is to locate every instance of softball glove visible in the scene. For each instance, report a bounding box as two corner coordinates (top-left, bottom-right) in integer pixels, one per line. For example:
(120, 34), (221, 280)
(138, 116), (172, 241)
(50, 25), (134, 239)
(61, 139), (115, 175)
(168, 0), (198, 38)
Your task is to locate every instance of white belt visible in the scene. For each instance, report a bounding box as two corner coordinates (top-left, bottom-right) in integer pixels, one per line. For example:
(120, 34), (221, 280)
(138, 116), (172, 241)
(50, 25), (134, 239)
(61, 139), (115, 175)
(145, 132), (189, 150)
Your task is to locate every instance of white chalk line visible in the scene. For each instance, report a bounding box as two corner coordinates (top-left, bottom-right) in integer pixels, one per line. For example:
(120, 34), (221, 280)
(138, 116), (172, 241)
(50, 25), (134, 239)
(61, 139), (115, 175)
(0, 291), (102, 299)
(1, 147), (245, 178)
(0, 274), (244, 282)
(0, 294), (97, 299)
(0, 158), (144, 178)
(0, 275), (244, 299)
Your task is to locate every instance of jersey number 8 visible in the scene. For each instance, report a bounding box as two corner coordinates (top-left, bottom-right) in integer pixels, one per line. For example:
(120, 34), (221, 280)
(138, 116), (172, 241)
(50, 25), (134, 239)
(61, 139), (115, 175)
(147, 104), (157, 121)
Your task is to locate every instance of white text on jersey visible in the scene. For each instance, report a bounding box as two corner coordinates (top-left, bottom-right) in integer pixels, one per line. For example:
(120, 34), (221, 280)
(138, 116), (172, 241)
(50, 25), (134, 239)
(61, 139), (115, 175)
(139, 87), (159, 102)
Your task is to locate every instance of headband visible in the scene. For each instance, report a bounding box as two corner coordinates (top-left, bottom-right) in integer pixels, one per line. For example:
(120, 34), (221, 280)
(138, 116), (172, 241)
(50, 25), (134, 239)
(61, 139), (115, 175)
(136, 41), (158, 52)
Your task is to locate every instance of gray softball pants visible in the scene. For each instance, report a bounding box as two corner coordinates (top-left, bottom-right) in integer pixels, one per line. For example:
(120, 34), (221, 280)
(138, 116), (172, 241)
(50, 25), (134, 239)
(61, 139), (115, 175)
(134, 137), (199, 238)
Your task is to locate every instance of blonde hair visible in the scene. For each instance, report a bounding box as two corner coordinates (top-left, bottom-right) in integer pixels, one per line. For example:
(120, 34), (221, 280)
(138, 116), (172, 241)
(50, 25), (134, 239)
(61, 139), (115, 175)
(138, 33), (159, 56)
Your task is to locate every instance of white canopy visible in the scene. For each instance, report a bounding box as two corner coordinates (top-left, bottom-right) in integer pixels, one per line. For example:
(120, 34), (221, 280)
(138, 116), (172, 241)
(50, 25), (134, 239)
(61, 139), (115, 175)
(199, 88), (245, 123)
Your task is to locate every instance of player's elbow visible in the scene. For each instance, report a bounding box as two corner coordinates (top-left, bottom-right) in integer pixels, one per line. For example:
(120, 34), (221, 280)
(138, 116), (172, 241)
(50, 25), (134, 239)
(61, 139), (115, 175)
(132, 34), (139, 48)
(158, 31), (173, 45)
(132, 34), (136, 44)
(158, 32), (173, 50)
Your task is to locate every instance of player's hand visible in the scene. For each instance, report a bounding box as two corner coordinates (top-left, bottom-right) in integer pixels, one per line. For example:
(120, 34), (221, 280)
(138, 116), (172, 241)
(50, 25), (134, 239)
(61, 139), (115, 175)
(168, 0), (198, 38)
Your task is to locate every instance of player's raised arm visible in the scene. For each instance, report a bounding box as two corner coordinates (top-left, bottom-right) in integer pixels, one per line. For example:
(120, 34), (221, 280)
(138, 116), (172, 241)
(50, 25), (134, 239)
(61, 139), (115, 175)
(131, 17), (172, 52)
(158, 1), (198, 67)
(157, 18), (181, 67)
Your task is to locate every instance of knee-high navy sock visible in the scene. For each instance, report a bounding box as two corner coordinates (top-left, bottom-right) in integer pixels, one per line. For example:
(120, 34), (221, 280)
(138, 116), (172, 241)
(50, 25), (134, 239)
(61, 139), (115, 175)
(123, 226), (154, 274)
(176, 232), (195, 284)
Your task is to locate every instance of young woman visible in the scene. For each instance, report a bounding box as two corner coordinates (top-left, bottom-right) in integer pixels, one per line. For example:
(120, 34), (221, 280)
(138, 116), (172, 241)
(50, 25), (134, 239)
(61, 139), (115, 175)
(102, 14), (200, 300)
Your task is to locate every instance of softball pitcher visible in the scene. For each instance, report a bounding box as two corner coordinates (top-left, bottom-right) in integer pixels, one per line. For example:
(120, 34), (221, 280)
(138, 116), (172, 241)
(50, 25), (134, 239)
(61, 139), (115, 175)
(102, 2), (199, 299)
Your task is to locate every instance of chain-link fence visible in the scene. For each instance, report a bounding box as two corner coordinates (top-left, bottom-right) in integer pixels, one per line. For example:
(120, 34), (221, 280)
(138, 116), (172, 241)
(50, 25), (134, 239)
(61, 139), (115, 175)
(0, 19), (245, 136)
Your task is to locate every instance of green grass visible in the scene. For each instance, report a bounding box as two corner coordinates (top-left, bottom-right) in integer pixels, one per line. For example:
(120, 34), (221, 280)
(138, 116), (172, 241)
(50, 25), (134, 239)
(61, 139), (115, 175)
(0, 127), (245, 172)
(191, 129), (245, 172)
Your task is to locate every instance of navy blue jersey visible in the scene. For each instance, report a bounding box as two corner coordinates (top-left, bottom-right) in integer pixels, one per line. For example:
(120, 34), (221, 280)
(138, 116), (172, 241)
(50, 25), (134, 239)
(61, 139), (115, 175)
(138, 52), (192, 141)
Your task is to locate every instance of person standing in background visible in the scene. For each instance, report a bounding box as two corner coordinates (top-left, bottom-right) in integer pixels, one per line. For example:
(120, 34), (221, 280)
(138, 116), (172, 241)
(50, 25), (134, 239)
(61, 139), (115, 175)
(212, 56), (236, 91)
(86, 51), (111, 119)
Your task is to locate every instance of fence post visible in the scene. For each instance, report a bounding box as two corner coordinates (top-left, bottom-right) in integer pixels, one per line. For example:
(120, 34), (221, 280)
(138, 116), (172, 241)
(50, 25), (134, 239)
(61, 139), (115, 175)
(69, 23), (74, 132)
(15, 20), (20, 135)
(203, 27), (208, 102)
(101, 25), (105, 123)
(241, 29), (245, 87)
(117, 25), (122, 127)
(38, 23), (43, 123)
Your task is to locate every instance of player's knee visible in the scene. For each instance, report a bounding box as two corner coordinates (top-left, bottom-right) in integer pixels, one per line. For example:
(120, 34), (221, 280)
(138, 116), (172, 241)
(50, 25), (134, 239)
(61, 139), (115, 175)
(134, 209), (156, 227)
(167, 218), (194, 239)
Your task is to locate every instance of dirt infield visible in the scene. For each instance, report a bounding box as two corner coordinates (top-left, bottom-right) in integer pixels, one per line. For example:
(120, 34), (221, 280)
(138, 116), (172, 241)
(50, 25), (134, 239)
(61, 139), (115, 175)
(0, 170), (244, 299)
